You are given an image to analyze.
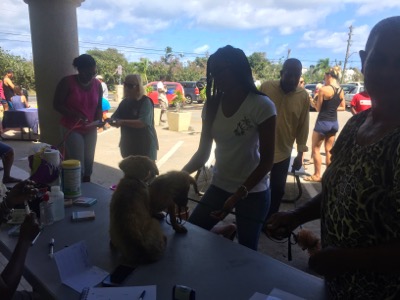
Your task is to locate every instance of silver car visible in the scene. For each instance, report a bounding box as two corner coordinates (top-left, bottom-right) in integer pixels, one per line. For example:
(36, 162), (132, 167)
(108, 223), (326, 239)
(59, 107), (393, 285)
(341, 84), (365, 107)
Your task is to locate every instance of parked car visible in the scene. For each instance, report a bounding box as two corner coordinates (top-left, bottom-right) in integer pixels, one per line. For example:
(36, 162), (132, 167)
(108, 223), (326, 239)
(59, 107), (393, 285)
(341, 83), (365, 107)
(145, 81), (185, 106)
(304, 83), (317, 96)
(196, 77), (207, 91)
(178, 81), (202, 104)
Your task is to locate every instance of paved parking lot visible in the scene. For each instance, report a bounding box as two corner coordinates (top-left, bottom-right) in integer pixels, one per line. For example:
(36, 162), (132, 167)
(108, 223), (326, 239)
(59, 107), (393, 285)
(5, 100), (354, 277)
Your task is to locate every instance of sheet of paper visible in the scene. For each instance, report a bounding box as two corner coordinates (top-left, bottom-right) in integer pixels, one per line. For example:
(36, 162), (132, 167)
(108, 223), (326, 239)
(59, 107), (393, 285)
(249, 292), (279, 300)
(54, 241), (108, 292)
(269, 288), (306, 300)
(82, 285), (156, 300)
(249, 288), (306, 300)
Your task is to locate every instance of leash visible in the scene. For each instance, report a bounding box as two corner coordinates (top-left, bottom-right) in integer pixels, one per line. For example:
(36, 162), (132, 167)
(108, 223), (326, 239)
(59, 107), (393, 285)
(56, 119), (89, 158)
(187, 195), (299, 261)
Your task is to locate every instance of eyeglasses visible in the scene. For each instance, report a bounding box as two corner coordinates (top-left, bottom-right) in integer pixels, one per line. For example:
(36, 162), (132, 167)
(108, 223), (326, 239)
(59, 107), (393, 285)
(124, 82), (138, 89)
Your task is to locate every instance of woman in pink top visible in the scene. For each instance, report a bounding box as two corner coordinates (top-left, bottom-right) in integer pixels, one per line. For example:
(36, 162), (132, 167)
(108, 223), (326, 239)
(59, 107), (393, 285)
(53, 54), (103, 182)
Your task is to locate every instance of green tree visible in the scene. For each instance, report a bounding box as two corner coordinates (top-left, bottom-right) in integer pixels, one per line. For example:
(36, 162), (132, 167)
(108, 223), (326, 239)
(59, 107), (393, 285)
(347, 67), (364, 83)
(312, 58), (330, 82)
(134, 58), (150, 84)
(87, 48), (128, 89)
(248, 52), (269, 80)
(0, 47), (35, 90)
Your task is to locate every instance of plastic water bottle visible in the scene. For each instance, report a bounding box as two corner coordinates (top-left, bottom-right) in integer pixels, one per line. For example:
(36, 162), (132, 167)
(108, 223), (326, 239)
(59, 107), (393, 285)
(40, 192), (54, 226)
(50, 186), (65, 221)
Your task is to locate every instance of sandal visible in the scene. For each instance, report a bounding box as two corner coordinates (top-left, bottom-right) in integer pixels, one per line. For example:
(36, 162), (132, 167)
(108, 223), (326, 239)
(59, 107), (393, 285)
(303, 161), (313, 165)
(303, 175), (321, 182)
(3, 176), (23, 184)
(110, 184), (117, 191)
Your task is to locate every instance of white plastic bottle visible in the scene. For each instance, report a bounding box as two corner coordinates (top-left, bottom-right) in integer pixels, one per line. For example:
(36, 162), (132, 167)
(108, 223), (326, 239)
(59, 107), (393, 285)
(50, 186), (65, 221)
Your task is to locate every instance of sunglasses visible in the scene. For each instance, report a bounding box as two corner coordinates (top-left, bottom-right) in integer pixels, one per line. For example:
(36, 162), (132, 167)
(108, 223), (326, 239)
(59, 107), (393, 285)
(124, 82), (138, 89)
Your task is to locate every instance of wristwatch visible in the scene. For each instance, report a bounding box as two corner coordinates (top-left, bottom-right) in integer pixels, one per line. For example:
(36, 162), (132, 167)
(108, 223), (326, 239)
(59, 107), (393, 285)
(237, 185), (249, 199)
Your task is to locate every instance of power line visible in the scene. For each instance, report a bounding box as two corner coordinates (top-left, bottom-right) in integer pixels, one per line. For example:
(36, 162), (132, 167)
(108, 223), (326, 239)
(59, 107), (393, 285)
(0, 33), (361, 65)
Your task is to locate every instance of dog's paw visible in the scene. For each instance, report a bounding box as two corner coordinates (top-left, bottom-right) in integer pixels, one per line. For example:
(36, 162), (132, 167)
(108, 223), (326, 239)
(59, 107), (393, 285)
(173, 225), (188, 234)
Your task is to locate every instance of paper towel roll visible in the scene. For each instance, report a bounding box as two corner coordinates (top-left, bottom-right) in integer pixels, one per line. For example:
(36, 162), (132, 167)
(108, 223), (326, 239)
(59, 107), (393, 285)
(30, 142), (51, 155)
(43, 149), (61, 167)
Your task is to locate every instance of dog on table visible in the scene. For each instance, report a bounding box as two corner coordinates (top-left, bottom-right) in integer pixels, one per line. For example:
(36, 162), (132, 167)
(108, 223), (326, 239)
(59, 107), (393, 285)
(149, 170), (202, 234)
(109, 155), (166, 265)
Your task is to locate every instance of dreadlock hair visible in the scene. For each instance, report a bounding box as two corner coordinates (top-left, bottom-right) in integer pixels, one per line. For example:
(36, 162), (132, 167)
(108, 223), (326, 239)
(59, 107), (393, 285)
(204, 45), (263, 130)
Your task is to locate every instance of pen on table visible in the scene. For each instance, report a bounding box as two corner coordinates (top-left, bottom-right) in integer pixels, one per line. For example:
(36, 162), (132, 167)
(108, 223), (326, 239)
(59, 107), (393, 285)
(31, 230), (42, 246)
(49, 238), (55, 258)
(138, 290), (146, 300)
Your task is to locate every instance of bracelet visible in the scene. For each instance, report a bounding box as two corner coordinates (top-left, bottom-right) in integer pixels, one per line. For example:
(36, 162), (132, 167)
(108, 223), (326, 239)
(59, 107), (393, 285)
(237, 185), (249, 199)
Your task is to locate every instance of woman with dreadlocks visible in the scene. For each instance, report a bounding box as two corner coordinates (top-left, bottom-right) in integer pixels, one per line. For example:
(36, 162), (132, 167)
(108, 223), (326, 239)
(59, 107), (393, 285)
(182, 45), (276, 250)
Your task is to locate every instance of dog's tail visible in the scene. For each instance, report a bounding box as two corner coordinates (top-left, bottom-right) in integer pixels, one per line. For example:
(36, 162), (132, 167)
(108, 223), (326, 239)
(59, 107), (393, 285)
(188, 174), (202, 196)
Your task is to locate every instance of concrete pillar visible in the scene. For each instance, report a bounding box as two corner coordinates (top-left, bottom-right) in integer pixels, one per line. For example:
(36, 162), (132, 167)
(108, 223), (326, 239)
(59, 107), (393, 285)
(24, 0), (84, 146)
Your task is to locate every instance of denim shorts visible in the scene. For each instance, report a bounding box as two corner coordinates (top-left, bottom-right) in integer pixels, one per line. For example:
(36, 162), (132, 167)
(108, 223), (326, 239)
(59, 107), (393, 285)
(0, 142), (12, 157)
(314, 120), (338, 136)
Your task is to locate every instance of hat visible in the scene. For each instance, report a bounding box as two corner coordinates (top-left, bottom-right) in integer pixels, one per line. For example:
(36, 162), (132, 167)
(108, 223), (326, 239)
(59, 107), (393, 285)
(96, 75), (103, 80)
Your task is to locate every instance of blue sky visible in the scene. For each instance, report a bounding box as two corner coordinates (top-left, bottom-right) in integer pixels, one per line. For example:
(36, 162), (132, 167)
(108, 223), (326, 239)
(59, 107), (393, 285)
(1, 0), (400, 70)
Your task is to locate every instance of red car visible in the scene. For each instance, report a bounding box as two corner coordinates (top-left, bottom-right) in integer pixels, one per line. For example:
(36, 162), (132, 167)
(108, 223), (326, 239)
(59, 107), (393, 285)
(145, 81), (185, 106)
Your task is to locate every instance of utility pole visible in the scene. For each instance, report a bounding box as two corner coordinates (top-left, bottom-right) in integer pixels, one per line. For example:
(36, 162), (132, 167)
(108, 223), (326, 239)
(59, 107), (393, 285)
(341, 25), (353, 83)
(286, 48), (291, 60)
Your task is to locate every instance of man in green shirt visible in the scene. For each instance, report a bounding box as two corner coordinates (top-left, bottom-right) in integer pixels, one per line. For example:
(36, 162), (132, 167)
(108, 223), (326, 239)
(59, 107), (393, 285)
(260, 58), (310, 222)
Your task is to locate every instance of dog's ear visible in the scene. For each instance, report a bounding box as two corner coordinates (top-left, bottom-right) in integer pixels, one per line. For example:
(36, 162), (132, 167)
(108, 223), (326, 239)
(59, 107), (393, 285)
(119, 155), (158, 180)
(119, 155), (137, 174)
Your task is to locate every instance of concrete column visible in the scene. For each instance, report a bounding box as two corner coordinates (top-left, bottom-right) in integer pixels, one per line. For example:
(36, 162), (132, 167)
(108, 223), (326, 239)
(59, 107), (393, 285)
(24, 0), (84, 146)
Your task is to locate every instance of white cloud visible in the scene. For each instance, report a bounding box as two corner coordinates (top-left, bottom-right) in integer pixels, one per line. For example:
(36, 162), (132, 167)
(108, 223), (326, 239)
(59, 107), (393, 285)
(275, 43), (289, 55)
(353, 0), (400, 15)
(299, 24), (370, 55)
(193, 45), (209, 54)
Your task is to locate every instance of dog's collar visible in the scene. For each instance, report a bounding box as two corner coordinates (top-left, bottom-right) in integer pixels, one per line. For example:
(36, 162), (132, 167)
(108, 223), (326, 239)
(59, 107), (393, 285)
(126, 176), (148, 187)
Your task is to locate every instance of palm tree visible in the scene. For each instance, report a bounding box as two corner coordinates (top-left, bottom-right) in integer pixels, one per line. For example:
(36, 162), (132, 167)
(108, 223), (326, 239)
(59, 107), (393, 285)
(136, 58), (149, 84)
(312, 58), (330, 81)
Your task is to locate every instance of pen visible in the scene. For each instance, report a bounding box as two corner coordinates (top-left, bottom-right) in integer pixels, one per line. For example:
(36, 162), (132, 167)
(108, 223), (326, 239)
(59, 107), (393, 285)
(31, 230), (42, 246)
(138, 290), (146, 300)
(49, 238), (54, 258)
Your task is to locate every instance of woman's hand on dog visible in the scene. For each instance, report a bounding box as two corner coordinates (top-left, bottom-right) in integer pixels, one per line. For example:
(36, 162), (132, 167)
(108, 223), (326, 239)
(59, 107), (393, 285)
(210, 195), (239, 221)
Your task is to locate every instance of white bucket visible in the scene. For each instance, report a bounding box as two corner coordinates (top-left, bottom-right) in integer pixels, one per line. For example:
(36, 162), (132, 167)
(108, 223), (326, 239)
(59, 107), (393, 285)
(61, 159), (81, 198)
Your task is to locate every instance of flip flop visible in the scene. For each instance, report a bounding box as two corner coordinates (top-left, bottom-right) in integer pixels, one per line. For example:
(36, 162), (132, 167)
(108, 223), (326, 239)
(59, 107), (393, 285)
(109, 184), (117, 191)
(3, 177), (23, 184)
(303, 175), (321, 182)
